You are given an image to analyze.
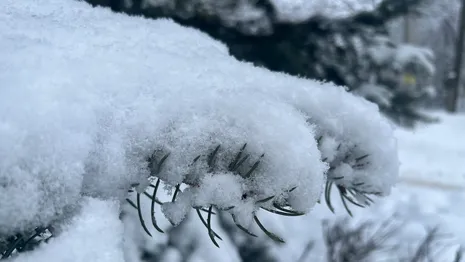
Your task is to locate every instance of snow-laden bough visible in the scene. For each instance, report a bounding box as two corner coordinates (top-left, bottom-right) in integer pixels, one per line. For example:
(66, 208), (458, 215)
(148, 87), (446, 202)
(0, 0), (398, 257)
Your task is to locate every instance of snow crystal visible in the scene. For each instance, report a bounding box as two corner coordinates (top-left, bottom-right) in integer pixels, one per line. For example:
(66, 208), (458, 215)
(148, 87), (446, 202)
(7, 198), (125, 262)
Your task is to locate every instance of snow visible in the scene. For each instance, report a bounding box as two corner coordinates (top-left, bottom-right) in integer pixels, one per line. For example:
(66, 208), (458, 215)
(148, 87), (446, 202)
(0, 0), (455, 260)
(396, 112), (465, 189)
(269, 0), (382, 22)
(137, 111), (461, 262)
(7, 198), (125, 262)
(1, 0), (398, 246)
(264, 111), (465, 261)
(395, 44), (436, 74)
(1, 0), (401, 260)
(144, 0), (384, 34)
(193, 173), (244, 209)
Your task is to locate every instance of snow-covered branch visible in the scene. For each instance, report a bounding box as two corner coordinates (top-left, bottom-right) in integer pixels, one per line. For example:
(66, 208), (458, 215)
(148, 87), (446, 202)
(1, 0), (398, 259)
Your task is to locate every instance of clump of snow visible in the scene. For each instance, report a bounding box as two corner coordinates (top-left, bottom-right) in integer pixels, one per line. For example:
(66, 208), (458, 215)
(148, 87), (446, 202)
(319, 136), (339, 163)
(230, 200), (258, 230)
(151, 90), (326, 219)
(144, 0), (383, 35)
(7, 198), (125, 262)
(145, 0), (273, 35)
(194, 173), (244, 209)
(0, 0), (398, 257)
(269, 0), (382, 22)
(395, 44), (435, 74)
(367, 38), (435, 74)
(161, 189), (194, 226)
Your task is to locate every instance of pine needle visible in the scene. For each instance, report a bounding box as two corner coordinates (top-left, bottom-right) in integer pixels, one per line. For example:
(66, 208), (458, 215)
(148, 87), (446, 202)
(254, 216), (285, 243)
(136, 193), (152, 237)
(150, 179), (164, 233)
(325, 181), (335, 213)
(196, 209), (222, 240)
(228, 143), (247, 170)
(256, 195), (275, 204)
(207, 145), (221, 168)
(207, 206), (220, 247)
(171, 184), (180, 202)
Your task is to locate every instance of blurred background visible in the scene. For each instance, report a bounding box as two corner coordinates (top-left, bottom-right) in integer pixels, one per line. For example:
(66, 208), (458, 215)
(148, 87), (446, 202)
(83, 0), (465, 261)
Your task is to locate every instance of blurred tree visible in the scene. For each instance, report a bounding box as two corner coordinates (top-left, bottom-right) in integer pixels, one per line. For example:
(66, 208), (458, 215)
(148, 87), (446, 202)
(85, 0), (437, 126)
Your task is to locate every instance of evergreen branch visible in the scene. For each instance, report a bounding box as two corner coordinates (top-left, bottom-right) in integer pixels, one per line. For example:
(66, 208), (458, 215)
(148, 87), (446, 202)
(1, 227), (52, 260)
(2, 235), (23, 259)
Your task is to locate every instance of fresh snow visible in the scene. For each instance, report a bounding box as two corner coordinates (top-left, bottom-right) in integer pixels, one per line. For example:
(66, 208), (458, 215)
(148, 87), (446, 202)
(132, 112), (465, 261)
(0, 0), (398, 246)
(265, 112), (465, 261)
(5, 198), (126, 262)
(132, 110), (465, 262)
(145, 0), (383, 25)
(268, 0), (382, 21)
(0, 0), (407, 261)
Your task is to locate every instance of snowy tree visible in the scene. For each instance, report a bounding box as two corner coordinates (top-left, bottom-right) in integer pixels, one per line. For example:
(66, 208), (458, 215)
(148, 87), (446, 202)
(85, 0), (439, 127)
(388, 0), (464, 110)
(1, 0), (399, 261)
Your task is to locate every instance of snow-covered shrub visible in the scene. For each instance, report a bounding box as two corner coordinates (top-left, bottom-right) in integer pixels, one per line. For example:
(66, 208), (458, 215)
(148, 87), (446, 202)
(1, 0), (397, 260)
